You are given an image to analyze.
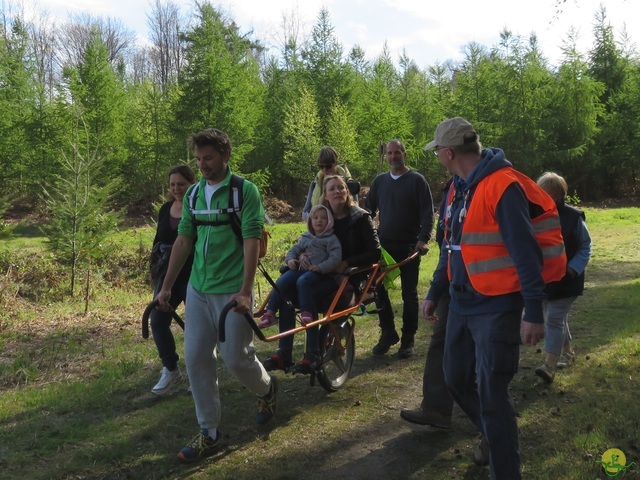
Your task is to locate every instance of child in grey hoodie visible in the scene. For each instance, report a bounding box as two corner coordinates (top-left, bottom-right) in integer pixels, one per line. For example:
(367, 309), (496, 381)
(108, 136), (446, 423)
(259, 204), (342, 328)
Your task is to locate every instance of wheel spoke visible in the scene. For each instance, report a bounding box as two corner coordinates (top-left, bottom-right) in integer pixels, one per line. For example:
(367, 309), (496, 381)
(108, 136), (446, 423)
(331, 355), (347, 373)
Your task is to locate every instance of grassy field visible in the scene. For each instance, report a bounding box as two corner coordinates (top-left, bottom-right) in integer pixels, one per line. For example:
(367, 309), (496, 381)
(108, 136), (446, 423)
(0, 207), (639, 480)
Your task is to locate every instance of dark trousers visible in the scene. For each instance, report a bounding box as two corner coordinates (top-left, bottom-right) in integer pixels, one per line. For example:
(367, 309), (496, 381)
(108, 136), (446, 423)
(444, 309), (522, 480)
(375, 244), (420, 338)
(276, 274), (337, 357)
(150, 279), (188, 371)
(420, 293), (454, 416)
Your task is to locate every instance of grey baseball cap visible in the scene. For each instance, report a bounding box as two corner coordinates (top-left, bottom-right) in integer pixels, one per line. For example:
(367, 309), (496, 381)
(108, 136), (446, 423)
(424, 117), (476, 151)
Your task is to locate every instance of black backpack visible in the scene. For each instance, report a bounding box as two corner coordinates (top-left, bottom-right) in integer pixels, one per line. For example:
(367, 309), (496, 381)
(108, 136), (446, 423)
(187, 174), (270, 257)
(187, 174), (245, 246)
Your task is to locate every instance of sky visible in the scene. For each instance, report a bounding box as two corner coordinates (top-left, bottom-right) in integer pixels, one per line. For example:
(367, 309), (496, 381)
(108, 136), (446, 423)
(23, 0), (638, 68)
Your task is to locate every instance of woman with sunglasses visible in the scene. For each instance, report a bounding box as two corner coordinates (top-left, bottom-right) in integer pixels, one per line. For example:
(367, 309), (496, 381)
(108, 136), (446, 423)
(302, 146), (354, 221)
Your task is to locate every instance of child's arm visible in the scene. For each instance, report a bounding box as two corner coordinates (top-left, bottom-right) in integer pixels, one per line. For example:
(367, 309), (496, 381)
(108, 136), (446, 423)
(285, 235), (307, 270)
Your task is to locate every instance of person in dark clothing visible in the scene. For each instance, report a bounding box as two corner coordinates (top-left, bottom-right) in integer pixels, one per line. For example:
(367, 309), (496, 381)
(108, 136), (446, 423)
(400, 180), (454, 429)
(149, 165), (196, 396)
(365, 139), (434, 358)
(534, 172), (591, 384)
(423, 117), (566, 480)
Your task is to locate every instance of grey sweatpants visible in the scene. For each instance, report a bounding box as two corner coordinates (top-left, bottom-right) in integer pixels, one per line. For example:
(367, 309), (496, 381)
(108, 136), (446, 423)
(184, 283), (271, 431)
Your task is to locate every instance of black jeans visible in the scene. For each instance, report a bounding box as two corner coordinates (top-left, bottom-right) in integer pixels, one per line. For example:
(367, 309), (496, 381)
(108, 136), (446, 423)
(420, 292), (454, 416)
(150, 279), (188, 371)
(375, 244), (421, 338)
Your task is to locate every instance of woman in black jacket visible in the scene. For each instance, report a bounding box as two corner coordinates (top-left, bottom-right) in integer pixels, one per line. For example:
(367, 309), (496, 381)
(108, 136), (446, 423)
(263, 175), (380, 374)
(149, 165), (196, 395)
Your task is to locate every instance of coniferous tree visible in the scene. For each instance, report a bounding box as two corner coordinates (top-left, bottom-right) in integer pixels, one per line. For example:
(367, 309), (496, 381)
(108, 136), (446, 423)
(41, 116), (121, 308)
(543, 31), (603, 197)
(172, 2), (265, 172)
(62, 30), (126, 185)
(301, 7), (351, 136)
(325, 99), (360, 176)
(0, 16), (36, 196)
(281, 85), (321, 199)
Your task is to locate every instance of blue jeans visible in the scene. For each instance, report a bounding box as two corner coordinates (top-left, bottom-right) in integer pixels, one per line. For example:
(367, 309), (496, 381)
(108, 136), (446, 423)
(267, 269), (304, 313)
(275, 273), (337, 357)
(375, 244), (421, 338)
(543, 297), (576, 356)
(267, 269), (325, 314)
(444, 309), (522, 480)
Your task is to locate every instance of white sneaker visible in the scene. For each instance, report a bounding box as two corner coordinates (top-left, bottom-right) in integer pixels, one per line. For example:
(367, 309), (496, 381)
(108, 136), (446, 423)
(151, 367), (183, 396)
(556, 351), (576, 369)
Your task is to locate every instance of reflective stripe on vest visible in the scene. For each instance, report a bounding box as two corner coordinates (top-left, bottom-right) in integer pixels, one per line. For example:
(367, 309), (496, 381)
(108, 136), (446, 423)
(448, 167), (566, 295)
(466, 243), (567, 275)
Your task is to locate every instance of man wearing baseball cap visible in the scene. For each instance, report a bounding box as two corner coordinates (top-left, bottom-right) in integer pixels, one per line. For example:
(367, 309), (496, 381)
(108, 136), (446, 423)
(421, 117), (566, 479)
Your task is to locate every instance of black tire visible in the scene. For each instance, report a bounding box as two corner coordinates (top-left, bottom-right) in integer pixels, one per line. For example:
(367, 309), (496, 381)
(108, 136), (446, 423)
(316, 317), (355, 392)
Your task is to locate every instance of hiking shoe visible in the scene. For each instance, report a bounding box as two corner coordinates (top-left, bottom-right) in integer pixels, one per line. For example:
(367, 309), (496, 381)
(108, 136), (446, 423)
(151, 367), (183, 396)
(535, 361), (555, 384)
(473, 436), (490, 466)
(258, 311), (278, 329)
(300, 311), (314, 326)
(556, 350), (576, 369)
(398, 336), (415, 359)
(256, 375), (278, 424)
(263, 354), (293, 372)
(372, 330), (400, 356)
(291, 357), (318, 375)
(400, 408), (452, 429)
(177, 428), (220, 462)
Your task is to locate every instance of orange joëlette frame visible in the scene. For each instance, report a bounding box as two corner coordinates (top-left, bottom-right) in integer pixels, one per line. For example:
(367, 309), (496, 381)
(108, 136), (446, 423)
(252, 251), (420, 343)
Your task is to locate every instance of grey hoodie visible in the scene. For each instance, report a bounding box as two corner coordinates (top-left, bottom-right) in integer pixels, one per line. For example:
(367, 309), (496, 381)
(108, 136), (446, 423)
(285, 205), (342, 273)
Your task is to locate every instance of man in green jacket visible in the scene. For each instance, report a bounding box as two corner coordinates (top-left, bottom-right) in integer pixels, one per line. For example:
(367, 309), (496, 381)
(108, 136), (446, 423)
(156, 128), (277, 463)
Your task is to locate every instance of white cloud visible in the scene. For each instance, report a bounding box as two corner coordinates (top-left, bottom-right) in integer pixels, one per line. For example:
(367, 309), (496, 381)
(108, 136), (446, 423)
(25, 0), (640, 68)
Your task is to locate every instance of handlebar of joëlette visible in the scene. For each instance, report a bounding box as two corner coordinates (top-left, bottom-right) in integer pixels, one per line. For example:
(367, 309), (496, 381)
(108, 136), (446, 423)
(141, 299), (185, 338)
(219, 300), (266, 343)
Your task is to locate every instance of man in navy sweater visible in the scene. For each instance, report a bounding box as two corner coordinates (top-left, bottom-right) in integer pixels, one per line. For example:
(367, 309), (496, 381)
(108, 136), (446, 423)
(365, 139), (434, 358)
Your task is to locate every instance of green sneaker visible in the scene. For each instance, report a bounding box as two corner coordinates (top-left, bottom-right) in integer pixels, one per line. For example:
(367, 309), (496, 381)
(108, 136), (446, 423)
(256, 375), (278, 424)
(177, 428), (220, 462)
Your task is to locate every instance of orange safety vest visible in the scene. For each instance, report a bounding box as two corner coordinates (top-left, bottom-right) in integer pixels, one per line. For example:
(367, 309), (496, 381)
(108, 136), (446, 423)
(445, 167), (566, 296)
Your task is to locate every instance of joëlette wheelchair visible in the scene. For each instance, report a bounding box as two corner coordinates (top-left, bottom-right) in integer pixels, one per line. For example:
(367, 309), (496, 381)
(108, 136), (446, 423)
(142, 252), (418, 393)
(219, 251), (418, 392)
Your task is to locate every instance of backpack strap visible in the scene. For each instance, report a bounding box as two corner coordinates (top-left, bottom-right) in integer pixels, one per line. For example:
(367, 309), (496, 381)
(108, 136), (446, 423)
(187, 174), (244, 246)
(228, 174), (244, 246)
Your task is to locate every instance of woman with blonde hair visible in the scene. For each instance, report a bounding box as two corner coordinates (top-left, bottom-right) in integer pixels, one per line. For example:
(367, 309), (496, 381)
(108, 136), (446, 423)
(535, 172), (592, 384)
(264, 175), (379, 373)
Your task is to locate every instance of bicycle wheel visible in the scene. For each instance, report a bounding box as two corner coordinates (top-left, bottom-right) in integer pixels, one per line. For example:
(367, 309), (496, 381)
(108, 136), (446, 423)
(316, 316), (355, 392)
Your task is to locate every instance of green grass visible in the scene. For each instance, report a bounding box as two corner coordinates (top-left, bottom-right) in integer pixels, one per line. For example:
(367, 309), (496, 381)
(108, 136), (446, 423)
(0, 207), (639, 479)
